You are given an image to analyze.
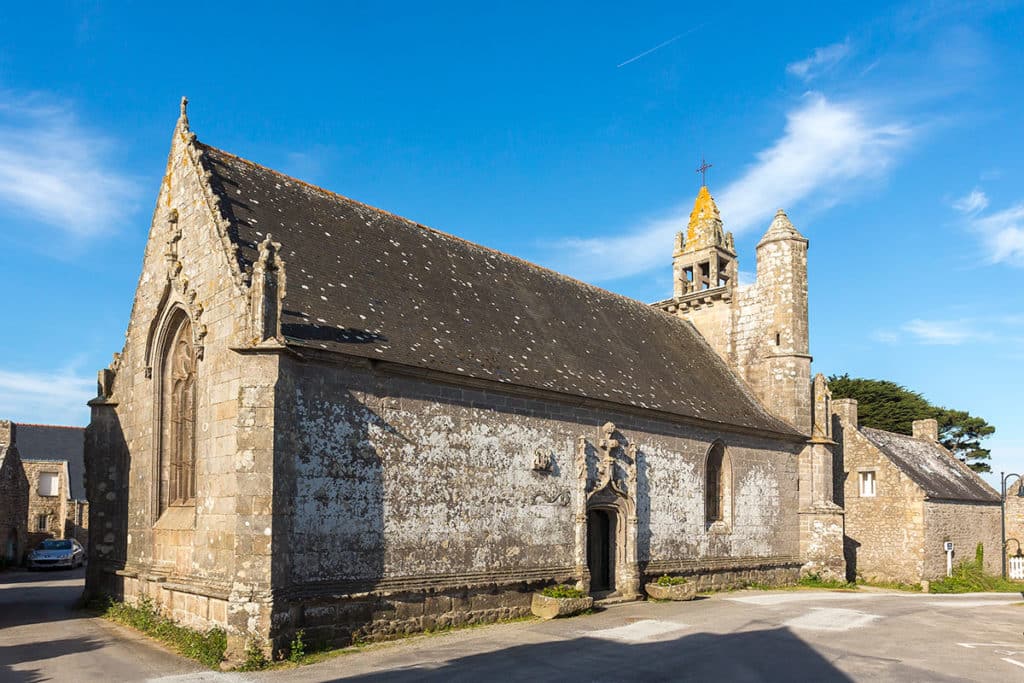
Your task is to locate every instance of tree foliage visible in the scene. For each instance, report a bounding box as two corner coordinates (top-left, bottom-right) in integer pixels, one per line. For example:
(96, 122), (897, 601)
(827, 374), (995, 473)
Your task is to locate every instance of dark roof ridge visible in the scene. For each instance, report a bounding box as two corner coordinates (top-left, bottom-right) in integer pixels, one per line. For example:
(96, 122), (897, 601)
(13, 423), (84, 430)
(194, 140), (673, 318)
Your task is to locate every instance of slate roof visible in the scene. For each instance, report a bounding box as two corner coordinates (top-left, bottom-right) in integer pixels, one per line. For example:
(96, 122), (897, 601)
(197, 142), (801, 437)
(860, 427), (999, 503)
(16, 424), (86, 500)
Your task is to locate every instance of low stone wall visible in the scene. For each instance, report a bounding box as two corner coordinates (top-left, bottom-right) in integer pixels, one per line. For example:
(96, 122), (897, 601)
(272, 579), (551, 651)
(643, 556), (801, 591)
(271, 558), (800, 652)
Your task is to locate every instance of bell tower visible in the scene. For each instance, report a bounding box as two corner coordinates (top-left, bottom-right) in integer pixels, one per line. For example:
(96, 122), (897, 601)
(671, 185), (738, 301)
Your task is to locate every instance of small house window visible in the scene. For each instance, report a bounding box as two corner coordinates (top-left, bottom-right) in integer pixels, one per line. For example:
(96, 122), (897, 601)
(38, 472), (60, 497)
(36, 514), (48, 532)
(859, 471), (877, 497)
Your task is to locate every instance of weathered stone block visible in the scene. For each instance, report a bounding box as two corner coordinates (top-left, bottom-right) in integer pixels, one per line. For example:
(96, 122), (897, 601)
(530, 593), (592, 620)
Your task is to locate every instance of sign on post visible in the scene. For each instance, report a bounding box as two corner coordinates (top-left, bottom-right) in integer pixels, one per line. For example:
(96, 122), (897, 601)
(944, 541), (954, 576)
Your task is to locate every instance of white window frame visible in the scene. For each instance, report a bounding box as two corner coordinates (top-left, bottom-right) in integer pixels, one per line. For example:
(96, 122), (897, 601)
(859, 470), (877, 497)
(38, 472), (60, 497)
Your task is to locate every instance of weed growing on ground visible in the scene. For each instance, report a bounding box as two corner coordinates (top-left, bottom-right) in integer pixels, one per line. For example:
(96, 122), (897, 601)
(929, 545), (1024, 593)
(288, 629), (306, 663)
(100, 596), (226, 667)
(797, 573), (857, 590)
(237, 638), (270, 671)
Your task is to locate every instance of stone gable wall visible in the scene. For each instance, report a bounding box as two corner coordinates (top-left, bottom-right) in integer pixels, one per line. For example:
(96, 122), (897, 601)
(834, 417), (926, 583)
(85, 122), (277, 653)
(271, 357), (802, 647)
(922, 500), (1001, 579)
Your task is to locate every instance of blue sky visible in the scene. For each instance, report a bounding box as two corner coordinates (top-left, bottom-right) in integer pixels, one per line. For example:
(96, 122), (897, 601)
(0, 1), (1021, 487)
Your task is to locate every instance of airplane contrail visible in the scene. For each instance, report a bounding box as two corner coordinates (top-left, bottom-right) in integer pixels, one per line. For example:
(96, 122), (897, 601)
(616, 24), (708, 68)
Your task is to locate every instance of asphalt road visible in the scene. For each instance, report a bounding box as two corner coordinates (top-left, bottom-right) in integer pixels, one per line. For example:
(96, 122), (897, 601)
(0, 567), (202, 683)
(2, 568), (1023, 682)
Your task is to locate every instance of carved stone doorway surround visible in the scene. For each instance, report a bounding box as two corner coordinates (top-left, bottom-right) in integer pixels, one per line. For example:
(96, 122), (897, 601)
(574, 422), (640, 598)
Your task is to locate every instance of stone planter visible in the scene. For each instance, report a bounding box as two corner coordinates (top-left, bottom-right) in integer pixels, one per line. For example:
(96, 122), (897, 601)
(644, 581), (697, 601)
(530, 593), (594, 619)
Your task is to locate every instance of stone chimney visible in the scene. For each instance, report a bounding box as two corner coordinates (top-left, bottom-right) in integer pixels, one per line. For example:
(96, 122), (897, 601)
(0, 419), (13, 447)
(832, 399), (858, 428)
(913, 418), (939, 441)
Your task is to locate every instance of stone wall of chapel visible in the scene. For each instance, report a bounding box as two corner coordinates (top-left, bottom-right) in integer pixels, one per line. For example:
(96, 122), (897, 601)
(275, 359), (801, 586)
(85, 125), (276, 644)
(922, 501), (1001, 579)
(835, 418), (926, 584)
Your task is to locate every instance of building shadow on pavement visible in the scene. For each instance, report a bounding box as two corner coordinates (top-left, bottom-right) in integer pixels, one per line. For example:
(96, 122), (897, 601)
(325, 627), (855, 683)
(0, 636), (104, 683)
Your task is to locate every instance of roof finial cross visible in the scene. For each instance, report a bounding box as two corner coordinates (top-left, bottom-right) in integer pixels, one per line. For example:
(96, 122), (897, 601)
(696, 156), (713, 187)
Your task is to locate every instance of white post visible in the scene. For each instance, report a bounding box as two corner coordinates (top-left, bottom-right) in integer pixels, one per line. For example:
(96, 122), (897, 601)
(944, 541), (954, 577)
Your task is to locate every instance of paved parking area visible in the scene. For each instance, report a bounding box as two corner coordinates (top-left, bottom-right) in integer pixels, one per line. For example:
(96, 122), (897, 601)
(2, 568), (1022, 682)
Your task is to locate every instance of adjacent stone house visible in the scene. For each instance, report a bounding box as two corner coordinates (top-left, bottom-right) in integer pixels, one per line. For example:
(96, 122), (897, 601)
(832, 401), (1001, 583)
(85, 101), (845, 656)
(15, 423), (89, 549)
(0, 421), (29, 566)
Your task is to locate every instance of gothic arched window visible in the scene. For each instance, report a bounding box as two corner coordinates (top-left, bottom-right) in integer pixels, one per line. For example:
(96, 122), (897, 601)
(160, 314), (196, 511)
(705, 441), (731, 525)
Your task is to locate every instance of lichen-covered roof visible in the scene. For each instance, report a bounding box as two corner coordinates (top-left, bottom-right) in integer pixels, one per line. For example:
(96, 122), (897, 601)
(196, 142), (801, 436)
(860, 427), (999, 503)
(16, 424), (85, 500)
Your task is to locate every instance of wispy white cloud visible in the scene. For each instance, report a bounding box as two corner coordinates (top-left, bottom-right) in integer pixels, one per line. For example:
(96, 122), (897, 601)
(548, 94), (910, 282)
(952, 188), (988, 214)
(901, 318), (984, 345)
(0, 366), (93, 426)
(875, 313), (1024, 347)
(786, 39), (852, 81)
(0, 92), (136, 238)
(716, 94), (908, 234)
(952, 188), (1024, 267)
(970, 203), (1024, 266)
(871, 330), (901, 344)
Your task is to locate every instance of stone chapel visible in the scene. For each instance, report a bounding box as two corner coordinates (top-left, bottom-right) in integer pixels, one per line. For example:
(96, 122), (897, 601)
(84, 101), (844, 656)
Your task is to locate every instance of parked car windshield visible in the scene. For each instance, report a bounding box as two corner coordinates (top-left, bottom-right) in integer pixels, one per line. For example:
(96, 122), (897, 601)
(39, 540), (73, 550)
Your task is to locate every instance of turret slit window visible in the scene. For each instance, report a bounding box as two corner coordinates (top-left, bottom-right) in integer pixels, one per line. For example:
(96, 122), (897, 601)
(705, 442), (732, 526)
(159, 312), (197, 512)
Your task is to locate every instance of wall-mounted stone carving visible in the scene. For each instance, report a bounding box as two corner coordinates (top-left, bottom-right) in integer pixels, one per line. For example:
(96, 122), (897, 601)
(532, 447), (553, 473)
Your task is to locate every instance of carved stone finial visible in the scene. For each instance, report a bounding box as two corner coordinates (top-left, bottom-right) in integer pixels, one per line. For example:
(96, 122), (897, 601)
(251, 234), (286, 344)
(179, 96), (189, 130)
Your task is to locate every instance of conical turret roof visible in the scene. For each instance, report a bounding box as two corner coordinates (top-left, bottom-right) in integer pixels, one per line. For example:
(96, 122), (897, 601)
(757, 208), (806, 247)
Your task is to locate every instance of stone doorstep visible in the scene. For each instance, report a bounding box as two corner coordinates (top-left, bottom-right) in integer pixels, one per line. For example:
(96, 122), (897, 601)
(593, 593), (644, 607)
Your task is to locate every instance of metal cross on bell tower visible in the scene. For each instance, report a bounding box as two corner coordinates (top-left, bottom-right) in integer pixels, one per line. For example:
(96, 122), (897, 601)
(696, 157), (713, 187)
